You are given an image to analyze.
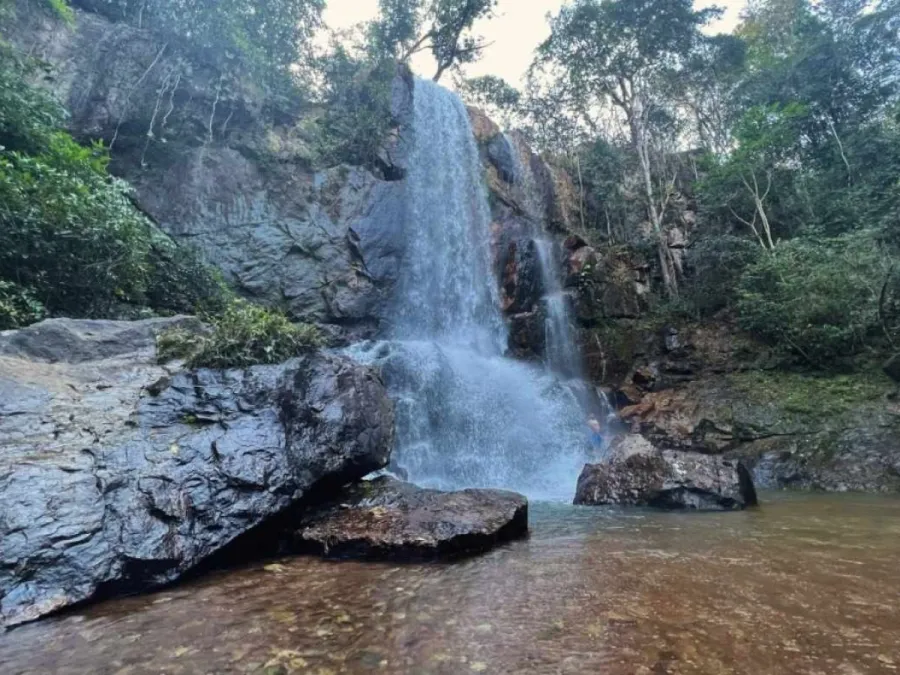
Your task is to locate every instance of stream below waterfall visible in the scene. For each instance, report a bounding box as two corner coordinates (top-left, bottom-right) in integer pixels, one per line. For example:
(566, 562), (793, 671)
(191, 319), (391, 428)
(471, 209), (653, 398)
(3, 493), (900, 675)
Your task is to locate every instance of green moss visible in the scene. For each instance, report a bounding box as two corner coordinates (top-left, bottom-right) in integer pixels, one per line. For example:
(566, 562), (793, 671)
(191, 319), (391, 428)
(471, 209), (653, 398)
(729, 370), (892, 419)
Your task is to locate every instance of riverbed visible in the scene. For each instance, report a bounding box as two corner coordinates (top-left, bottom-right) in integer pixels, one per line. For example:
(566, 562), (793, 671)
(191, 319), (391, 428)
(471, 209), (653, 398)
(2, 493), (899, 674)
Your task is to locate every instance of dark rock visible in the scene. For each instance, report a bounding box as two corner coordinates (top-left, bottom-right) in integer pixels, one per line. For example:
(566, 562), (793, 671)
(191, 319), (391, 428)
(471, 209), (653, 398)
(507, 311), (545, 359)
(663, 327), (685, 354)
(574, 436), (758, 510)
(736, 423), (900, 493)
(496, 231), (542, 315)
(0, 316), (202, 363)
(884, 354), (900, 384)
(0, 320), (394, 629)
(293, 477), (528, 561)
(486, 133), (517, 184)
(572, 248), (648, 321)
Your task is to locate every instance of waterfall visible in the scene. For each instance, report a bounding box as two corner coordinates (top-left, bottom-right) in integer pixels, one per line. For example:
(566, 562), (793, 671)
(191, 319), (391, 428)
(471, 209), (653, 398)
(391, 79), (506, 353)
(503, 133), (584, 379)
(348, 80), (590, 501)
(534, 238), (582, 379)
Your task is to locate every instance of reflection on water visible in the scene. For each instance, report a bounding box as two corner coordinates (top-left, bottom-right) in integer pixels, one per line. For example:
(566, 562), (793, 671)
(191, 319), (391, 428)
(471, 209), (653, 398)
(2, 493), (900, 674)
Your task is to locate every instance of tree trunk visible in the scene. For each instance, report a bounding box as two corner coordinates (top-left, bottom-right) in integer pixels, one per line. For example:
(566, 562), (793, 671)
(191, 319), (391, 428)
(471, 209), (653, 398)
(632, 107), (678, 298)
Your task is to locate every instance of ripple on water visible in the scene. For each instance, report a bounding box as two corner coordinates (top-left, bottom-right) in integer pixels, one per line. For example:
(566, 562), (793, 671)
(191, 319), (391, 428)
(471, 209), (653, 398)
(2, 492), (900, 674)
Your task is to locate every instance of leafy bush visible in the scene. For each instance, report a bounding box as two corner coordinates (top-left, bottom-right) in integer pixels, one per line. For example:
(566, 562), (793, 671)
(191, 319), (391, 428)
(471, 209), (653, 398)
(0, 281), (46, 330)
(0, 52), (227, 324)
(0, 51), (67, 155)
(144, 234), (230, 316)
(736, 233), (894, 363)
(157, 300), (324, 369)
(315, 50), (397, 169)
(685, 235), (762, 315)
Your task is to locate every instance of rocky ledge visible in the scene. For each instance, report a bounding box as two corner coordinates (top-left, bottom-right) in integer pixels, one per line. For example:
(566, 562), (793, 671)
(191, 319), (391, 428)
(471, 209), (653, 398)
(0, 318), (395, 630)
(575, 436), (758, 511)
(293, 477), (528, 561)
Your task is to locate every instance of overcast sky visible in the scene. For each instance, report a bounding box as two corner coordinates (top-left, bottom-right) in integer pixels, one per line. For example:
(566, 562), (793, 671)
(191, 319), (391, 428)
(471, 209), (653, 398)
(323, 0), (747, 85)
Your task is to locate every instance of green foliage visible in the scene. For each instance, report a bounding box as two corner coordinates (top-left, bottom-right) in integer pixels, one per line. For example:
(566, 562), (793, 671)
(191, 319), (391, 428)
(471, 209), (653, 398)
(538, 0), (718, 104)
(730, 369), (893, 418)
(0, 136), (151, 317)
(459, 75), (521, 128)
(369, 0), (497, 80)
(0, 281), (46, 330)
(0, 52), (67, 154)
(0, 52), (227, 323)
(685, 235), (762, 315)
(315, 49), (397, 169)
(71, 0), (324, 83)
(736, 232), (894, 363)
(144, 234), (230, 316)
(157, 300), (324, 369)
(576, 137), (631, 240)
(43, 0), (75, 23)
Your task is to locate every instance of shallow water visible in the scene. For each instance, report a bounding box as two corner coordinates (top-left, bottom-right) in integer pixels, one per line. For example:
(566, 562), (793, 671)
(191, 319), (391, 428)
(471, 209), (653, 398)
(3, 493), (900, 675)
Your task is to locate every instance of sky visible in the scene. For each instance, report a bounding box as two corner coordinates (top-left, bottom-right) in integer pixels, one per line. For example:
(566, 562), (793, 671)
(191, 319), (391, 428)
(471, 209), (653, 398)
(323, 0), (748, 86)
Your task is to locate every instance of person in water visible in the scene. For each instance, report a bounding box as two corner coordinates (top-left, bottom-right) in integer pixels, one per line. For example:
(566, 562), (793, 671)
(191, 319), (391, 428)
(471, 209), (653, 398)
(587, 417), (605, 455)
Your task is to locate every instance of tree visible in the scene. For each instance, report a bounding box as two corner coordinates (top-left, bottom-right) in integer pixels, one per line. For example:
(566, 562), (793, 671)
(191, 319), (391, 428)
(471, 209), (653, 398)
(678, 35), (747, 155)
(368, 0), (497, 81)
(702, 102), (809, 251)
(458, 75), (521, 128)
(70, 0), (325, 84)
(536, 0), (719, 296)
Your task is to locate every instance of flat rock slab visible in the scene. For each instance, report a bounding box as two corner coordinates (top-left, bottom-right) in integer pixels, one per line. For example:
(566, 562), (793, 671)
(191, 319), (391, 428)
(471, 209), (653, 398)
(293, 478), (528, 561)
(575, 435), (758, 511)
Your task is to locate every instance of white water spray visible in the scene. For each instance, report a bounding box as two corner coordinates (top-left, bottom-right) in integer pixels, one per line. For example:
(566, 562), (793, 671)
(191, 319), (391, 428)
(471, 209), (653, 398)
(350, 80), (591, 501)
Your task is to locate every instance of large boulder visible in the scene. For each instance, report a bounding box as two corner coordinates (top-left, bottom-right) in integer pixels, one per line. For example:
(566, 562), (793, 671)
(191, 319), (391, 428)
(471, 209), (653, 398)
(0, 319), (394, 629)
(574, 436), (758, 510)
(293, 477), (528, 561)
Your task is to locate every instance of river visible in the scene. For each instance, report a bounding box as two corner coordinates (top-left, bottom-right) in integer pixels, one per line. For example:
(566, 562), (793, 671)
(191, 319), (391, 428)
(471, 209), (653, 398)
(3, 492), (899, 674)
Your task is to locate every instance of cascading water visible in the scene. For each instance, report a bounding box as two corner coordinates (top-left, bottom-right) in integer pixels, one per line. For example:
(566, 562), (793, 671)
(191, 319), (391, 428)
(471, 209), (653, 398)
(349, 80), (589, 501)
(503, 132), (617, 452)
(503, 133), (584, 379)
(534, 238), (582, 379)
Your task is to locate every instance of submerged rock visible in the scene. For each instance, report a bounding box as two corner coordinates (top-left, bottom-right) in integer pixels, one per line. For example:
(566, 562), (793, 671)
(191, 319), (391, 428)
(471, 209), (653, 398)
(293, 477), (528, 561)
(574, 436), (758, 510)
(0, 318), (394, 629)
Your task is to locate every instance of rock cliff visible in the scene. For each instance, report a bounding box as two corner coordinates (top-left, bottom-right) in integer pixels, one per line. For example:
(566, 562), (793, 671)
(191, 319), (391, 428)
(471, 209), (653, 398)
(4, 2), (411, 339)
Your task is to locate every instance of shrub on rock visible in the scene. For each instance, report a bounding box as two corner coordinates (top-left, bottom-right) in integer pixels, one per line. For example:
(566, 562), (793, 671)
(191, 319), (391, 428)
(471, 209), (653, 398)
(157, 300), (323, 368)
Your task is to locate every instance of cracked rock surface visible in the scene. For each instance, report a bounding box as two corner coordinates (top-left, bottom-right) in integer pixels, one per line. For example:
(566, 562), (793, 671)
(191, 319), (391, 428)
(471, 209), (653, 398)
(293, 477), (528, 561)
(0, 318), (394, 629)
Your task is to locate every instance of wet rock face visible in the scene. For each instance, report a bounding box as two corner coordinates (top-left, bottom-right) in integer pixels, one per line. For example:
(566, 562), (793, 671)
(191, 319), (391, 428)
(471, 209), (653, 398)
(884, 355), (900, 384)
(0, 319), (394, 629)
(293, 477), (528, 561)
(574, 436), (758, 511)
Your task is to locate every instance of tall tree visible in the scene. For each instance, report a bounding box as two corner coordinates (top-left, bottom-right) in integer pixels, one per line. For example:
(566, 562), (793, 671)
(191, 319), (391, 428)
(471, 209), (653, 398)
(368, 0), (497, 81)
(536, 0), (718, 296)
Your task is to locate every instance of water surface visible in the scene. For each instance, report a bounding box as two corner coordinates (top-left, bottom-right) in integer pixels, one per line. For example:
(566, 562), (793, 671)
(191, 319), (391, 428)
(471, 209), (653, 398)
(3, 493), (900, 674)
